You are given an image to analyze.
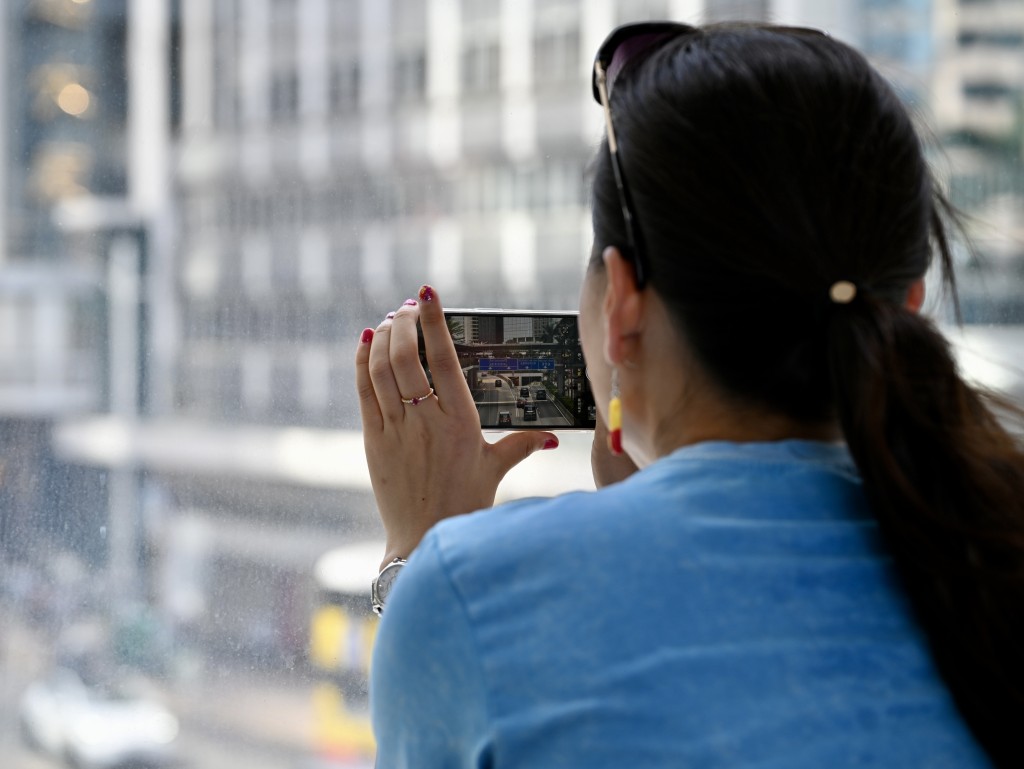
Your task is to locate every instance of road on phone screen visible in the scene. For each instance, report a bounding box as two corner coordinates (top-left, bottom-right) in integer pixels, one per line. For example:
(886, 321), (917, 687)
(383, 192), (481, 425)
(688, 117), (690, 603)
(473, 377), (574, 427)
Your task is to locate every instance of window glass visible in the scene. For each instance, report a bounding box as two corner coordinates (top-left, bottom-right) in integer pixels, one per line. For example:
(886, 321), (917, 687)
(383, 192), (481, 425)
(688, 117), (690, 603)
(2, 2), (1023, 768)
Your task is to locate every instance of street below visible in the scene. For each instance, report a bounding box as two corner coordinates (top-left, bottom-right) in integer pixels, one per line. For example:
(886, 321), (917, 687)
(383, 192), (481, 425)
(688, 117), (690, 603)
(0, 600), (349, 769)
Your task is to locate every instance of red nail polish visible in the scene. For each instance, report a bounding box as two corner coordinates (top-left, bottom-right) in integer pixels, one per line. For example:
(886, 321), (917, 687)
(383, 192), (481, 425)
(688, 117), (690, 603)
(403, 298), (418, 306)
(543, 437), (559, 450)
(360, 328), (374, 344)
(418, 285), (435, 302)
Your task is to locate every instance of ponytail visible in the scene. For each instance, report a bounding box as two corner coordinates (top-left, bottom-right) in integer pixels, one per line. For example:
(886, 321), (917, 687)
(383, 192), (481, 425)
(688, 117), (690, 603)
(829, 294), (1024, 767)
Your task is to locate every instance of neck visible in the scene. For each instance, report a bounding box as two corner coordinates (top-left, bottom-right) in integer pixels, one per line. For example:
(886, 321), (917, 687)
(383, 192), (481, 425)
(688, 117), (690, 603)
(616, 293), (841, 465)
(653, 410), (842, 457)
(624, 371), (842, 466)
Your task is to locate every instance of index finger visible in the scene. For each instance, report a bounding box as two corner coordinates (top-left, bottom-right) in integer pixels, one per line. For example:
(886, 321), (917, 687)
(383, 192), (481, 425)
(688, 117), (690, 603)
(416, 285), (473, 407)
(354, 326), (382, 433)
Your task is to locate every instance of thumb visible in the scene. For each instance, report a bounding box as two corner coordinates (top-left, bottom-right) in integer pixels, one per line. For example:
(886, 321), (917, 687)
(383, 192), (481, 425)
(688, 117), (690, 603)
(490, 431), (559, 477)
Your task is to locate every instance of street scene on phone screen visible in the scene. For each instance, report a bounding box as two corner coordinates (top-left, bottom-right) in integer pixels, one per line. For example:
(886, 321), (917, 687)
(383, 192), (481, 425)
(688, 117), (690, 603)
(432, 314), (596, 429)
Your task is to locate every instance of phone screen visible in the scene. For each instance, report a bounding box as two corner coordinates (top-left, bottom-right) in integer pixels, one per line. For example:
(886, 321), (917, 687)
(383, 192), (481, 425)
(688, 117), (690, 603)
(418, 310), (596, 430)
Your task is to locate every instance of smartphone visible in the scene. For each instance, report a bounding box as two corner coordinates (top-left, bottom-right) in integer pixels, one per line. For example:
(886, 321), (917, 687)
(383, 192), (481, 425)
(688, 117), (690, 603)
(418, 309), (596, 430)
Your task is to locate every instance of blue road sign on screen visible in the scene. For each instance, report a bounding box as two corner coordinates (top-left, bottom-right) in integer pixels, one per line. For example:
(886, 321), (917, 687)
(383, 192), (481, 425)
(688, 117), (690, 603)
(480, 358), (555, 371)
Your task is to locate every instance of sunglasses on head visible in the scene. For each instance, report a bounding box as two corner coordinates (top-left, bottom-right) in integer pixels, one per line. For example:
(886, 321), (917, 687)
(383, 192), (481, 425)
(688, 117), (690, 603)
(591, 21), (826, 289)
(592, 22), (695, 290)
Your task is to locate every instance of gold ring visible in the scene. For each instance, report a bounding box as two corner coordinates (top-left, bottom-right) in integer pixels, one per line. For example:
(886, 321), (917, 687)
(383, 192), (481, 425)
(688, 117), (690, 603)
(400, 387), (434, 406)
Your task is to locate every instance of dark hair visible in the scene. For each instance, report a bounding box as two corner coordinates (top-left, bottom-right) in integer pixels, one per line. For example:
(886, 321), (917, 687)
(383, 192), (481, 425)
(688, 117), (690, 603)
(591, 22), (1024, 766)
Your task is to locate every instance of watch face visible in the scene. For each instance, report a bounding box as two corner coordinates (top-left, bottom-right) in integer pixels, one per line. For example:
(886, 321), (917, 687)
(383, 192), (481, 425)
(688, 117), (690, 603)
(376, 563), (402, 603)
(373, 559), (405, 612)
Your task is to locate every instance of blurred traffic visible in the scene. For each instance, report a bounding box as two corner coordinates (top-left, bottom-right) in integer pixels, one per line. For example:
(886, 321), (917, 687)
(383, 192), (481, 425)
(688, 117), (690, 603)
(18, 667), (179, 769)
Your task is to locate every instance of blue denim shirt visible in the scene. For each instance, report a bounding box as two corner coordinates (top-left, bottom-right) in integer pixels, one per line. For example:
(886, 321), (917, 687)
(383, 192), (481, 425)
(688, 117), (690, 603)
(371, 440), (991, 768)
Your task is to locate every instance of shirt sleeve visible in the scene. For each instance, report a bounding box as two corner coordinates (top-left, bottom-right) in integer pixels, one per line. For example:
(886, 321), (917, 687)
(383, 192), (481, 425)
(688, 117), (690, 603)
(370, 529), (492, 769)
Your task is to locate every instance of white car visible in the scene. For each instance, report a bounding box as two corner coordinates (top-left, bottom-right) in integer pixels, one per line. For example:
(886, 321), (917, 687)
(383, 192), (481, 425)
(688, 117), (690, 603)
(19, 667), (179, 769)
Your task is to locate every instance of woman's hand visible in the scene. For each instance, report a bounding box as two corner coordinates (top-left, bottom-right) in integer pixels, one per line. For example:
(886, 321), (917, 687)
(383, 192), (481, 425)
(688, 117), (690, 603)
(591, 410), (639, 488)
(355, 285), (559, 569)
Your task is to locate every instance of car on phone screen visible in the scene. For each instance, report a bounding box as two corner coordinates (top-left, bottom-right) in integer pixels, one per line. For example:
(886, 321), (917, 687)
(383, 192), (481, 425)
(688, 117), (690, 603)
(495, 379), (503, 388)
(536, 389), (547, 400)
(498, 411), (512, 427)
(523, 405), (537, 421)
(516, 398), (526, 409)
(519, 387), (529, 398)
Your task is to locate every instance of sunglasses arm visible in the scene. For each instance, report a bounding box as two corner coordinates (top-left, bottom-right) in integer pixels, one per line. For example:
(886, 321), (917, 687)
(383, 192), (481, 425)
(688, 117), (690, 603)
(594, 61), (619, 154)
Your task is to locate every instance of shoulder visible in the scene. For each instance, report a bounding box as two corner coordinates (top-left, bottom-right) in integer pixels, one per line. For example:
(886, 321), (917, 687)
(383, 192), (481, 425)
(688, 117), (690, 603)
(428, 471), (652, 564)
(428, 439), (865, 562)
(394, 439), (871, 626)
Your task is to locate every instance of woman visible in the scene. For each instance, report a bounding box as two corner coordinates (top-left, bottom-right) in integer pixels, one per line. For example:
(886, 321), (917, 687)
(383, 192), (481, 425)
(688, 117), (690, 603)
(355, 22), (1023, 768)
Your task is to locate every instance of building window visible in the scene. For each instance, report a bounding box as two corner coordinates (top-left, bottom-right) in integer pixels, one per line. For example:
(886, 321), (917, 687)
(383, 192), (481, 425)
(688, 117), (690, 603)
(394, 50), (427, 102)
(617, 0), (666, 24)
(963, 81), (1017, 101)
(462, 0), (497, 24)
(534, 30), (580, 86)
(270, 360), (302, 421)
(958, 30), (1024, 48)
(329, 60), (360, 114)
(270, 70), (299, 123)
(705, 0), (770, 22)
(462, 42), (500, 94)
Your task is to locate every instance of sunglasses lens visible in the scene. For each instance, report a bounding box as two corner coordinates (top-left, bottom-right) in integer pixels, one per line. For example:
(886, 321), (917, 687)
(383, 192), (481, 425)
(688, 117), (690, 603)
(604, 32), (679, 96)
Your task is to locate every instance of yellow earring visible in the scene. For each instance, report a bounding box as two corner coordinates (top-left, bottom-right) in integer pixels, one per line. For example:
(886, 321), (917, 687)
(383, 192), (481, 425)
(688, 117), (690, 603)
(608, 369), (622, 456)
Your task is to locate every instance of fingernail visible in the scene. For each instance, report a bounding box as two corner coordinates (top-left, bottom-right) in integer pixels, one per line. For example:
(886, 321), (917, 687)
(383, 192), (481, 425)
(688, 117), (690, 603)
(403, 298), (418, 307)
(543, 437), (559, 450)
(360, 328), (374, 344)
(385, 311), (396, 320)
(418, 285), (435, 302)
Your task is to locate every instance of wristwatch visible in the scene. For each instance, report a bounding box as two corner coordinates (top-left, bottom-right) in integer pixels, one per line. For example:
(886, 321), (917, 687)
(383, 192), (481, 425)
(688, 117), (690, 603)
(371, 557), (407, 615)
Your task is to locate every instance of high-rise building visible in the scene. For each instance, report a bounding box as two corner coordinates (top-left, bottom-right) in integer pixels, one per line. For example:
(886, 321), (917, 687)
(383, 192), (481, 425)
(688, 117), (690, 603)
(0, 0), (128, 562)
(470, 313), (503, 345)
(932, 0), (1024, 144)
(4, 0), (130, 259)
(928, 0), (1024, 321)
(503, 315), (538, 343)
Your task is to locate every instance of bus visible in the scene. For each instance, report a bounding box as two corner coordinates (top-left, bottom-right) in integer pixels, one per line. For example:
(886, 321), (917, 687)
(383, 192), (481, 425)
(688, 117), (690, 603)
(308, 542), (383, 767)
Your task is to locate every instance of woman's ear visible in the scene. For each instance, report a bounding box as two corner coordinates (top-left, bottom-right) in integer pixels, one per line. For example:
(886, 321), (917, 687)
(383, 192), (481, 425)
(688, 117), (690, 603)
(905, 278), (925, 313)
(601, 246), (644, 365)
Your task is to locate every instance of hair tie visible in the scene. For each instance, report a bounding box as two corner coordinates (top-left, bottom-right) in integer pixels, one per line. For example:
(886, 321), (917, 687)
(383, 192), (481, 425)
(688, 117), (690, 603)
(829, 280), (857, 304)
